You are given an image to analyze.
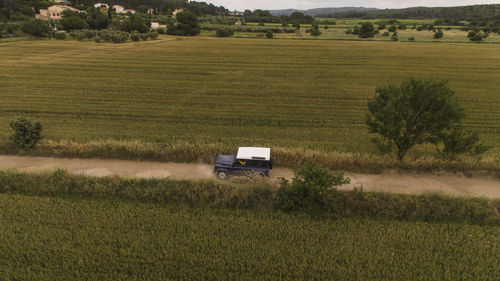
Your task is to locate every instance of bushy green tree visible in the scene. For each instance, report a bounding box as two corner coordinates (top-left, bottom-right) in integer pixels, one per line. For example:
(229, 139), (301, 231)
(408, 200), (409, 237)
(167, 11), (200, 36)
(265, 30), (273, 38)
(366, 78), (465, 160)
(9, 117), (43, 149)
(119, 14), (151, 33)
(87, 9), (110, 30)
(22, 19), (51, 37)
(434, 29), (444, 39)
(359, 22), (376, 38)
(216, 27), (234, 37)
(274, 161), (350, 211)
(437, 126), (490, 159)
(60, 10), (87, 32)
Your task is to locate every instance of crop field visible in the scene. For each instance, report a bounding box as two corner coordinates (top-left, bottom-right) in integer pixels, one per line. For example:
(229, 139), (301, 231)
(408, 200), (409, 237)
(0, 37), (499, 155)
(1, 193), (499, 280)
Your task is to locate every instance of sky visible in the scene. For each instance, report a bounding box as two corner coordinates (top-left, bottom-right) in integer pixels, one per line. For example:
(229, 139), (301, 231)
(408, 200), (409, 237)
(209, 1), (500, 11)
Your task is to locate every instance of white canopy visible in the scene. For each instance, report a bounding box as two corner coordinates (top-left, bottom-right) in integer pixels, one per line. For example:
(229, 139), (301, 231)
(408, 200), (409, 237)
(236, 147), (271, 161)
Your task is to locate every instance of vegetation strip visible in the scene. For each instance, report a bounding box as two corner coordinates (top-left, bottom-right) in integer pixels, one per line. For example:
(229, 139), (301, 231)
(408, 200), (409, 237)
(0, 170), (498, 225)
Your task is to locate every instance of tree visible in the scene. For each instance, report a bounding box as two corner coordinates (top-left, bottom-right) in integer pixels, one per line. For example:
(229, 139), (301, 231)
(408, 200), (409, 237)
(434, 29), (444, 39)
(119, 14), (151, 33)
(168, 11), (200, 36)
(87, 8), (110, 30)
(366, 78), (465, 160)
(437, 126), (490, 159)
(216, 27), (234, 37)
(22, 19), (51, 38)
(9, 117), (43, 149)
(265, 30), (273, 38)
(60, 10), (87, 32)
(359, 22), (376, 38)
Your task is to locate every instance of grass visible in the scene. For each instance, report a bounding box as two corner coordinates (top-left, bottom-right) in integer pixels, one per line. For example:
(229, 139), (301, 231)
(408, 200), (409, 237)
(1, 193), (499, 280)
(0, 36), (499, 164)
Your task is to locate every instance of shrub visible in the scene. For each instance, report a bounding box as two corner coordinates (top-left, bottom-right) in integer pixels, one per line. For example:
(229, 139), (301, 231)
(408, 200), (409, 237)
(359, 22), (376, 38)
(437, 127), (490, 160)
(274, 161), (350, 212)
(130, 32), (140, 41)
(216, 27), (234, 37)
(265, 30), (273, 38)
(9, 117), (43, 150)
(22, 19), (51, 38)
(69, 30), (85, 40)
(388, 25), (397, 32)
(53, 32), (67, 40)
(382, 31), (390, 36)
(310, 28), (321, 37)
(408, 36), (415, 41)
(391, 32), (398, 41)
(434, 29), (444, 39)
(148, 31), (159, 39)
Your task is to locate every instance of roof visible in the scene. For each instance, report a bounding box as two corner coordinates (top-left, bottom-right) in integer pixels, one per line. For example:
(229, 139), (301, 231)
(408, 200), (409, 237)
(236, 147), (271, 161)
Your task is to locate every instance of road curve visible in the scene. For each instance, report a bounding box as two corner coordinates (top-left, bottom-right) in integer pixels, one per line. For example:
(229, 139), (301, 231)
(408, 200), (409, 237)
(0, 155), (499, 199)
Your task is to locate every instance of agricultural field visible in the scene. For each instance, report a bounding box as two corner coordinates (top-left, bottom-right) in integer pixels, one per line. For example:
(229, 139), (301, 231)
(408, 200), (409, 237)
(0, 37), (499, 157)
(1, 193), (499, 280)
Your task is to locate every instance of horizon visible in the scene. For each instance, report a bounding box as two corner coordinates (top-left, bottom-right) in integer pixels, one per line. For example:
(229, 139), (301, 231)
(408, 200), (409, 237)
(207, 1), (500, 11)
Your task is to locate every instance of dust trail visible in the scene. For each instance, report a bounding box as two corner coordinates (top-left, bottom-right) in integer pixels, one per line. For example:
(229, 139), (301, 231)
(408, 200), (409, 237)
(0, 155), (498, 198)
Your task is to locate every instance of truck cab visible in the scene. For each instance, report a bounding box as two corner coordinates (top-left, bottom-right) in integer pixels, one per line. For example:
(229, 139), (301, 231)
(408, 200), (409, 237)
(213, 147), (273, 180)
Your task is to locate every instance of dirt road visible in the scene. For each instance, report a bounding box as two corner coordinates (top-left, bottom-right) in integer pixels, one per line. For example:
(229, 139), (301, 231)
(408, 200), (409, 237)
(0, 155), (499, 199)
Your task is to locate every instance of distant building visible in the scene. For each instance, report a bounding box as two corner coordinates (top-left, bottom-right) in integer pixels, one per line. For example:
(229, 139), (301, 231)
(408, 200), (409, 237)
(94, 3), (109, 10)
(147, 8), (155, 14)
(151, 22), (166, 29)
(172, 8), (183, 17)
(35, 5), (81, 21)
(53, 0), (72, 5)
(112, 5), (136, 14)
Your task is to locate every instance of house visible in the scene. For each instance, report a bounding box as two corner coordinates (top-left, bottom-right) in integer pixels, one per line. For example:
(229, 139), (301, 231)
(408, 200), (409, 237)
(94, 3), (109, 10)
(112, 5), (125, 13)
(172, 8), (183, 18)
(53, 0), (72, 5)
(151, 22), (167, 29)
(147, 8), (155, 14)
(35, 5), (81, 21)
(112, 5), (136, 14)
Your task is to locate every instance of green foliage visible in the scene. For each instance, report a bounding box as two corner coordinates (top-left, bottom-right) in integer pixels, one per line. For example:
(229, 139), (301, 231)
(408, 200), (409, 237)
(87, 9), (110, 30)
(388, 25), (397, 32)
(130, 31), (140, 41)
(438, 127), (491, 159)
(408, 36), (415, 41)
(382, 31), (390, 36)
(21, 19), (51, 38)
(60, 10), (87, 32)
(265, 30), (273, 38)
(310, 26), (322, 37)
(148, 31), (159, 39)
(359, 22), (376, 38)
(53, 32), (66, 40)
(168, 11), (201, 36)
(366, 78), (465, 160)
(2, 193), (499, 280)
(275, 161), (350, 212)
(119, 14), (151, 33)
(9, 117), (42, 149)
(434, 29), (444, 39)
(215, 27), (234, 37)
(391, 32), (398, 41)
(98, 30), (129, 43)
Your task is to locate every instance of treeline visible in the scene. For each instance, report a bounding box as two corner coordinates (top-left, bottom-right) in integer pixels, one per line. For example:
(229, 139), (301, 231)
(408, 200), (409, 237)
(243, 10), (315, 25)
(0, 0), (229, 21)
(333, 4), (500, 22)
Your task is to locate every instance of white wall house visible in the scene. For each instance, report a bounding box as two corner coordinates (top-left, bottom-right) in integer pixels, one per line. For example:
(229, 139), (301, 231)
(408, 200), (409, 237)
(35, 5), (81, 21)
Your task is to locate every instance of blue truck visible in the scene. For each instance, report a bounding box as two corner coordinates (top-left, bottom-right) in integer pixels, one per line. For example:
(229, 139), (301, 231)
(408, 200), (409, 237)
(213, 147), (273, 179)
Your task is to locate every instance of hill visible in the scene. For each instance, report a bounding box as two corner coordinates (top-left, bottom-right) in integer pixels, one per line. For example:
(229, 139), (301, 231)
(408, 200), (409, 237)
(270, 7), (376, 16)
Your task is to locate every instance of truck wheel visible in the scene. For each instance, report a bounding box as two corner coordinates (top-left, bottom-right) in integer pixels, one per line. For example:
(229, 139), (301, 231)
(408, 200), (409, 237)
(216, 171), (228, 180)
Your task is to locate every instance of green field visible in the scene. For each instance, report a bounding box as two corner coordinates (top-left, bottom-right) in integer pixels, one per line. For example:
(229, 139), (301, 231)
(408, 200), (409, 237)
(1, 193), (498, 280)
(0, 37), (499, 156)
